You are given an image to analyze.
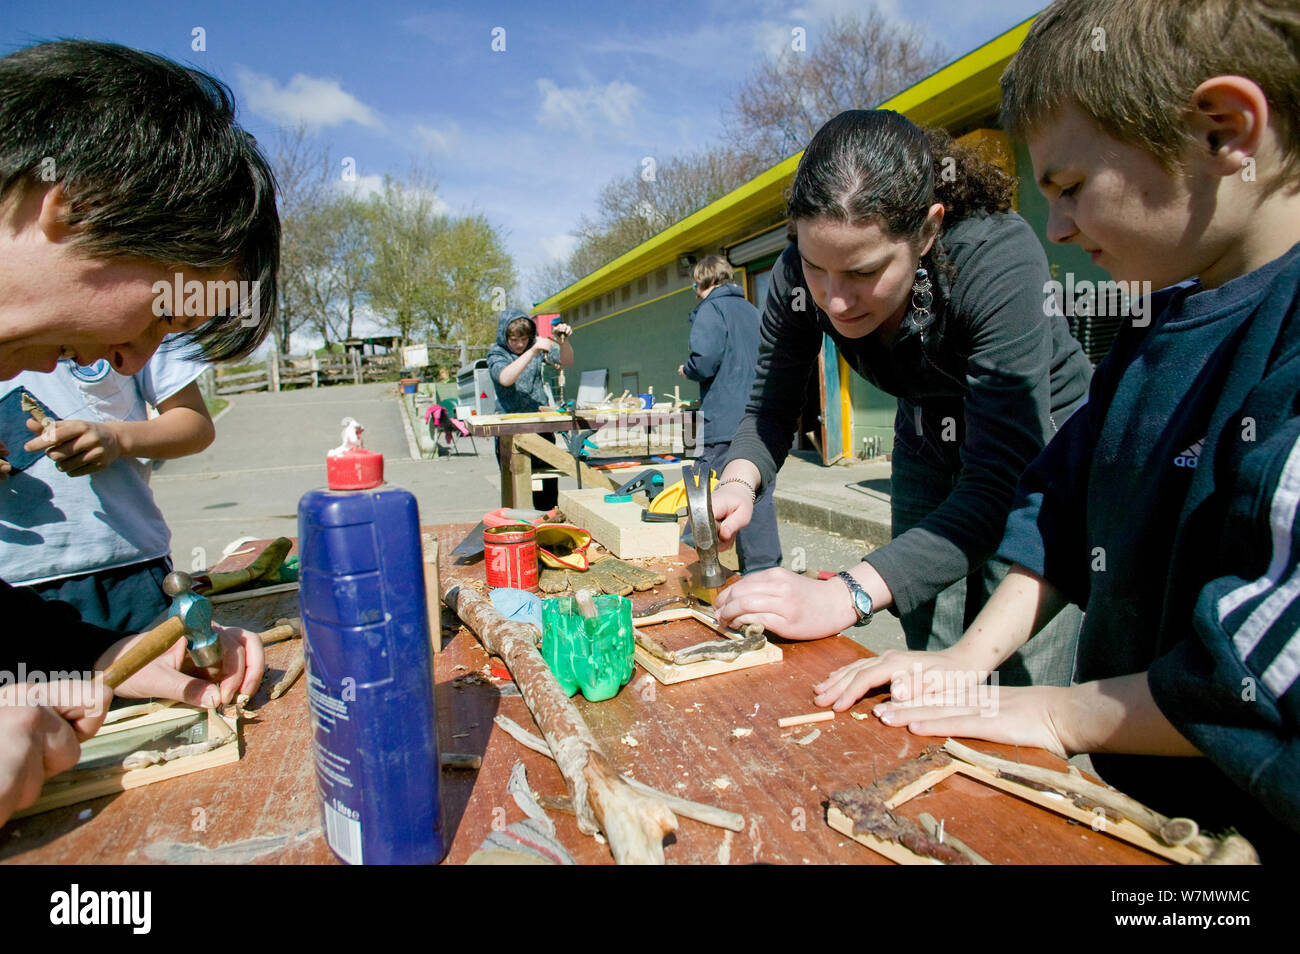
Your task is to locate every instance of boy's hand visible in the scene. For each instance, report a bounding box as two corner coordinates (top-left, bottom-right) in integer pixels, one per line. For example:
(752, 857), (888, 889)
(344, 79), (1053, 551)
(96, 624), (266, 708)
(813, 646), (984, 711)
(552, 323), (572, 337)
(872, 684), (1072, 760)
(26, 418), (123, 476)
(531, 336), (556, 354)
(0, 680), (112, 825)
(0, 438), (9, 479)
(714, 568), (857, 640)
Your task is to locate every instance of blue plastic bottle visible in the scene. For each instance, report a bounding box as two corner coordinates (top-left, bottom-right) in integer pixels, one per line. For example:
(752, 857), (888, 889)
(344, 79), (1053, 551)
(298, 422), (444, 865)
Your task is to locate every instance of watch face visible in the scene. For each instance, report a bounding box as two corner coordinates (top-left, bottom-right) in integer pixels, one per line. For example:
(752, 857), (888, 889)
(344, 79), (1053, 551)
(853, 590), (873, 623)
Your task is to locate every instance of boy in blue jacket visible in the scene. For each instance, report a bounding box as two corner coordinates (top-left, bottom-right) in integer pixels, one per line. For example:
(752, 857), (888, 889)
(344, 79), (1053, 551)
(813, 0), (1300, 854)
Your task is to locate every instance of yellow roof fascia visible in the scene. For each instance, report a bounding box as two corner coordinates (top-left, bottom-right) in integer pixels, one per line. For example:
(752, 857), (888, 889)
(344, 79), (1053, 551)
(535, 16), (1035, 315)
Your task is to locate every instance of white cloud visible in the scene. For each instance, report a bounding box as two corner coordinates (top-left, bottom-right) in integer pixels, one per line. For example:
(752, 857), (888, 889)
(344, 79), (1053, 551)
(235, 67), (384, 130)
(413, 122), (461, 157)
(335, 174), (451, 214)
(535, 79), (642, 138)
(538, 232), (579, 263)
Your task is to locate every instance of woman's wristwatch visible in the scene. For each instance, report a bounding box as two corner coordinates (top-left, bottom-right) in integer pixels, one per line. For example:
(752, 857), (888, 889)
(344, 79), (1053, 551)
(835, 570), (874, 627)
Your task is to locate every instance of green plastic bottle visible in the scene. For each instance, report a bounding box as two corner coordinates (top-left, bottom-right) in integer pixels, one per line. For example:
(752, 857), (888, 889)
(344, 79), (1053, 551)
(541, 595), (635, 701)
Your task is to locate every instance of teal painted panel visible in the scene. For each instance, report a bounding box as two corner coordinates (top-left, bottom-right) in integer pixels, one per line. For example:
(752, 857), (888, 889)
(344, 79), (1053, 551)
(821, 336), (843, 461)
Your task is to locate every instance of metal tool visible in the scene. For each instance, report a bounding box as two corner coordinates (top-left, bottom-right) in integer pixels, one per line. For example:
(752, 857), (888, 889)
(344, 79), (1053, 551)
(682, 462), (726, 599)
(101, 580), (216, 689)
(161, 571), (221, 670)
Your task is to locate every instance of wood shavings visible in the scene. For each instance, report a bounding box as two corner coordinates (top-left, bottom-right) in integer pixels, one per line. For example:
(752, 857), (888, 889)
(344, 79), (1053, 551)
(749, 704), (759, 718)
(793, 728), (821, 745)
(731, 727), (752, 739)
(620, 734), (639, 748)
(712, 777), (731, 791)
(851, 712), (870, 720)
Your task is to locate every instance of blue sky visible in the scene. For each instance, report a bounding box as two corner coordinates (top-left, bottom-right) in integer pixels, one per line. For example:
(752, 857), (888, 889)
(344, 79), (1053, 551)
(4, 0), (1043, 320)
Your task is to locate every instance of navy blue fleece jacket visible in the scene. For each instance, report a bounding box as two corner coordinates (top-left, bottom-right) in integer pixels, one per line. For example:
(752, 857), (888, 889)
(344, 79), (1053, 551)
(681, 283), (762, 446)
(999, 240), (1300, 849)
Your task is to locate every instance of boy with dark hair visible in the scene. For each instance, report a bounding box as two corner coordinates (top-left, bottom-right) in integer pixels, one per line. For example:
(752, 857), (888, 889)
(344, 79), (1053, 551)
(0, 39), (277, 822)
(815, 0), (1300, 854)
(0, 40), (280, 376)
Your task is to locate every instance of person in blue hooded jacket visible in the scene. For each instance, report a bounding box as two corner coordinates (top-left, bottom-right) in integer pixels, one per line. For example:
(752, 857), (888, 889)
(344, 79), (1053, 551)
(487, 309), (573, 413)
(678, 255), (781, 571)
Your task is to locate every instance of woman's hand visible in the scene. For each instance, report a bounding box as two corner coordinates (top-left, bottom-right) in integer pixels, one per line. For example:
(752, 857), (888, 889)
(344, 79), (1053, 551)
(813, 646), (985, 712)
(714, 568), (858, 640)
(26, 418), (123, 476)
(712, 483), (753, 547)
(872, 684), (1072, 760)
(97, 624), (267, 708)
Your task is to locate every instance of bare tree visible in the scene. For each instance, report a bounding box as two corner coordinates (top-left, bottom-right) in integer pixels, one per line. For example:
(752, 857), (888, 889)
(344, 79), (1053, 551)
(269, 126), (334, 354)
(727, 11), (947, 165)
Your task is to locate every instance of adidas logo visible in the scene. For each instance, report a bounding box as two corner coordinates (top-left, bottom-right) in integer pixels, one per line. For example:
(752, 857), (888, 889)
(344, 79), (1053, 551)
(1173, 438), (1203, 469)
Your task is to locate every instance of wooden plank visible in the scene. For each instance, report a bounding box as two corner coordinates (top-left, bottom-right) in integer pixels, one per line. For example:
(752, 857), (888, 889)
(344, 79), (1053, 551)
(500, 435), (533, 509)
(828, 805), (943, 865)
(951, 762), (1202, 865)
(634, 640), (782, 685)
(557, 488), (678, 558)
(513, 432), (619, 492)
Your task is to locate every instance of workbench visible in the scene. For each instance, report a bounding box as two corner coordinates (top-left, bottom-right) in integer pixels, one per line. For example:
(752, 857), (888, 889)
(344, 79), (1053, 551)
(0, 529), (1169, 865)
(468, 409), (697, 508)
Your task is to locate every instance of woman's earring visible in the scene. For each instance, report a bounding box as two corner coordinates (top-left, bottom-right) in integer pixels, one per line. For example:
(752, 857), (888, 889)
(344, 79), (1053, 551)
(910, 266), (933, 333)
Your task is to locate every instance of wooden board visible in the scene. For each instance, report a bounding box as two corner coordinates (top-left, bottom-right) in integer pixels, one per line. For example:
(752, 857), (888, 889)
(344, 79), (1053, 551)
(557, 488), (679, 558)
(514, 432), (619, 493)
(634, 640), (783, 685)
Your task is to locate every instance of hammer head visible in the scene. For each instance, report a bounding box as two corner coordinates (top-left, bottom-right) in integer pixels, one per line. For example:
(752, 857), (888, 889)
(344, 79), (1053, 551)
(164, 571), (220, 669)
(683, 462), (727, 595)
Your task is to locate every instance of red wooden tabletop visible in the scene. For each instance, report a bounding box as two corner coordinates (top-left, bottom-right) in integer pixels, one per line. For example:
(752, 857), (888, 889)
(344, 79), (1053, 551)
(0, 528), (1166, 865)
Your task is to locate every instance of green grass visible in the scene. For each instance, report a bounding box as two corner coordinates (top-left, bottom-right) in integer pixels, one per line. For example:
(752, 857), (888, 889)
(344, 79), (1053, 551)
(205, 396), (229, 417)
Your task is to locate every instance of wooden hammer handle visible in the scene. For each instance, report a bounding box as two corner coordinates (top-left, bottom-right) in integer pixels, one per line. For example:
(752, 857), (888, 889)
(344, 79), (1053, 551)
(101, 616), (189, 690)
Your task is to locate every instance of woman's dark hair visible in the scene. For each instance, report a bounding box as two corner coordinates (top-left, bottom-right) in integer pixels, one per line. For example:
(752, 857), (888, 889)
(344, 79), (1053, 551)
(787, 110), (1014, 297)
(0, 40), (280, 362)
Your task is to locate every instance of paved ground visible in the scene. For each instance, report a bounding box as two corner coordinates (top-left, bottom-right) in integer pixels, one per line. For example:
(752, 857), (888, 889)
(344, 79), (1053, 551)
(153, 382), (905, 655)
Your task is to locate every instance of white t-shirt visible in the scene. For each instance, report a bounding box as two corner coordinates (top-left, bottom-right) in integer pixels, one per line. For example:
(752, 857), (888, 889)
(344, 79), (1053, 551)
(0, 345), (206, 584)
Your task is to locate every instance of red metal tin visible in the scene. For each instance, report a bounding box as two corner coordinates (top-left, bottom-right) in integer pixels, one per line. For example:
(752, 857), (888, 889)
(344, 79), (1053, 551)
(484, 524), (538, 590)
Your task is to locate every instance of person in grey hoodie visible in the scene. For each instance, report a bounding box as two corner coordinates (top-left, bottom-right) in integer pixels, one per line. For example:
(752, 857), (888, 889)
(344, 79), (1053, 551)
(486, 309), (573, 413)
(679, 256), (780, 571)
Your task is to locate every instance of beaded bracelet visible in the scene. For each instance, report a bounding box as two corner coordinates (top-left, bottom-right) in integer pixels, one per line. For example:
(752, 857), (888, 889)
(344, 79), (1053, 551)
(715, 477), (757, 502)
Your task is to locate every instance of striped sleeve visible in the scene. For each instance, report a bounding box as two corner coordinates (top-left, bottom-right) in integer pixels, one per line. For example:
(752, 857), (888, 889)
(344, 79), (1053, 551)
(1149, 420), (1300, 832)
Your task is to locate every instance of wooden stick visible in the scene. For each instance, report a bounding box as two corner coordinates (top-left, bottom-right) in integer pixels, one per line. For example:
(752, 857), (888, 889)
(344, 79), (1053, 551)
(494, 714), (744, 833)
(258, 618), (301, 647)
(443, 573), (676, 863)
(943, 740), (1194, 847)
(941, 739), (1257, 864)
(777, 711), (834, 729)
(422, 533), (442, 655)
(440, 752), (482, 770)
(270, 651), (305, 700)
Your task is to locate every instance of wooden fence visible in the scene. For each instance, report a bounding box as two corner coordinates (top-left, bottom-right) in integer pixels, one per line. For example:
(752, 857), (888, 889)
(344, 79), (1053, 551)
(211, 342), (490, 396)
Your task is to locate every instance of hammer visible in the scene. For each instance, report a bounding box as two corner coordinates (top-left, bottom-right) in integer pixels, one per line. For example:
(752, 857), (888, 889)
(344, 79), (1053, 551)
(101, 574), (218, 689)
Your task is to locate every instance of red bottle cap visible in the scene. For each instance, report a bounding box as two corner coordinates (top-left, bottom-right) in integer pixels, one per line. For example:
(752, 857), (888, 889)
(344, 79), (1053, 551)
(327, 447), (384, 490)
